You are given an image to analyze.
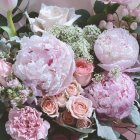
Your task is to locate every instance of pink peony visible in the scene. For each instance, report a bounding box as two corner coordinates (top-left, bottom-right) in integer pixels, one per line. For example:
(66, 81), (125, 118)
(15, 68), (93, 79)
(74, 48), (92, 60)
(66, 95), (93, 119)
(84, 73), (136, 119)
(13, 34), (75, 96)
(94, 28), (139, 71)
(98, 0), (131, 5)
(74, 58), (94, 86)
(5, 106), (50, 140)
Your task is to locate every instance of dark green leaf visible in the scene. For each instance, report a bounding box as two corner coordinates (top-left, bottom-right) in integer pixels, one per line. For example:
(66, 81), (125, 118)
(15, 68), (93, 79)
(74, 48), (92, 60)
(74, 9), (90, 28)
(94, 1), (106, 14)
(29, 11), (39, 18)
(0, 14), (7, 26)
(106, 4), (119, 14)
(87, 13), (107, 25)
(17, 26), (31, 36)
(13, 13), (23, 23)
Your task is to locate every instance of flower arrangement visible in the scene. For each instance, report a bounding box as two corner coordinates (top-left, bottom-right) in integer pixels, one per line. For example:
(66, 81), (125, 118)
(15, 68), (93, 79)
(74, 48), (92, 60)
(0, 0), (140, 140)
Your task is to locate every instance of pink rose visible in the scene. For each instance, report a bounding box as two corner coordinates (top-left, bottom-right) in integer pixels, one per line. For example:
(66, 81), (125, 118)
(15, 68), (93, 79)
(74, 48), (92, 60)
(41, 96), (59, 118)
(55, 92), (67, 108)
(66, 95), (93, 119)
(74, 58), (94, 87)
(65, 80), (83, 98)
(76, 118), (92, 128)
(5, 106), (50, 140)
(61, 111), (76, 126)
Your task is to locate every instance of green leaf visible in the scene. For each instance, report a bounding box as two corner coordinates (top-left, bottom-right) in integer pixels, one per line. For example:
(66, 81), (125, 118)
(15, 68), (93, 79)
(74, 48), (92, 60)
(13, 13), (23, 23)
(94, 1), (106, 14)
(93, 113), (118, 140)
(129, 105), (140, 126)
(0, 26), (14, 38)
(17, 26), (31, 35)
(87, 13), (107, 25)
(0, 14), (7, 26)
(74, 9), (90, 28)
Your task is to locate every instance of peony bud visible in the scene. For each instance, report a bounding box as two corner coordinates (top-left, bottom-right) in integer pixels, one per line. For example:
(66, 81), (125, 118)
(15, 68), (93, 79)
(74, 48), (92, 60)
(130, 22), (138, 30)
(0, 0), (18, 12)
(99, 20), (107, 29)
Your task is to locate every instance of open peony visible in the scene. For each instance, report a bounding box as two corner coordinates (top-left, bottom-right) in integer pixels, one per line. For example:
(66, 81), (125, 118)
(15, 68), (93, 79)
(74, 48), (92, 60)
(84, 73), (136, 119)
(94, 28), (139, 71)
(27, 3), (80, 32)
(5, 106), (50, 140)
(13, 34), (75, 96)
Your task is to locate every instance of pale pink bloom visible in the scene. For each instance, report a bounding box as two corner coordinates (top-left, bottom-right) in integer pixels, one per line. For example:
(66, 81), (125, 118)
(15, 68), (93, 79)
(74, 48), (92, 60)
(94, 28), (139, 71)
(41, 96), (59, 118)
(121, 7), (129, 17)
(74, 58), (94, 87)
(66, 95), (93, 119)
(130, 22), (138, 30)
(13, 34), (75, 96)
(99, 20), (107, 29)
(65, 80), (83, 98)
(55, 92), (67, 108)
(84, 73), (136, 119)
(5, 106), (50, 140)
(0, 0), (17, 12)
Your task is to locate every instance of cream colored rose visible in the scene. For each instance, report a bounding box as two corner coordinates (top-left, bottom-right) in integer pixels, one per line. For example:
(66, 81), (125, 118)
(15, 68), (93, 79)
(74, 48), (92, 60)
(27, 3), (81, 32)
(41, 96), (59, 118)
(66, 95), (93, 119)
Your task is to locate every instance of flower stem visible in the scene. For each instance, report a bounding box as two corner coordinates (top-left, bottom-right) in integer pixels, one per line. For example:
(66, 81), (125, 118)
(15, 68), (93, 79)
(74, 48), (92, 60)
(7, 10), (17, 36)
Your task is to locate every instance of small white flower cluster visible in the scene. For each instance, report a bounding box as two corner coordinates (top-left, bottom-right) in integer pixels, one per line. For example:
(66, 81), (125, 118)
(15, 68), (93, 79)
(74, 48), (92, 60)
(48, 25), (101, 61)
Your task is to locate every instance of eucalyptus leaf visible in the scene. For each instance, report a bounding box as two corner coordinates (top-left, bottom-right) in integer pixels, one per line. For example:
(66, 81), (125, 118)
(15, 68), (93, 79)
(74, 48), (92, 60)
(129, 105), (140, 126)
(58, 123), (95, 134)
(0, 26), (14, 38)
(93, 113), (117, 140)
(135, 25), (140, 35)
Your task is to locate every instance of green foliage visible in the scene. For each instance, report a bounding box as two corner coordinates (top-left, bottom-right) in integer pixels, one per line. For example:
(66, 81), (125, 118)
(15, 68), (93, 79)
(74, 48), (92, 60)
(0, 14), (7, 26)
(13, 13), (23, 23)
(74, 9), (90, 28)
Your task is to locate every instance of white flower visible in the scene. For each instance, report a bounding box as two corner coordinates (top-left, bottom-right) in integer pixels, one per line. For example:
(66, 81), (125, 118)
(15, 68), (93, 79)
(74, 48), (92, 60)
(27, 3), (81, 32)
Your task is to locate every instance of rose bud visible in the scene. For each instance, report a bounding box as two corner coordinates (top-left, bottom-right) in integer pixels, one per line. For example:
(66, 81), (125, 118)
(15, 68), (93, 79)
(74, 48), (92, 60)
(76, 119), (92, 129)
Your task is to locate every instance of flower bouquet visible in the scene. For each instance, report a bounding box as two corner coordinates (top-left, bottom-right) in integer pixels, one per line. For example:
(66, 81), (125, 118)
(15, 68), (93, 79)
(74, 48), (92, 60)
(0, 0), (140, 140)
